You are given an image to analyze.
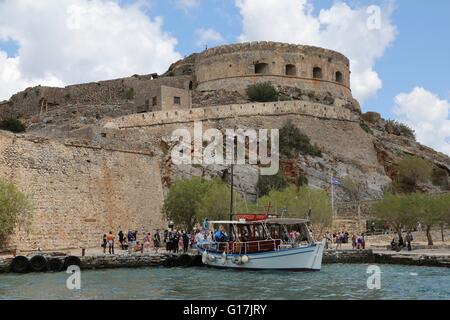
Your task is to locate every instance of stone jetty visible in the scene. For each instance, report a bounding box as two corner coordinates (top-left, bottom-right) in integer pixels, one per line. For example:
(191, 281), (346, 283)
(1, 249), (450, 274)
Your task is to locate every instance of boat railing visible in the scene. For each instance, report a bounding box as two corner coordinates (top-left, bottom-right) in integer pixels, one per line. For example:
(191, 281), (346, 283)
(197, 239), (283, 255)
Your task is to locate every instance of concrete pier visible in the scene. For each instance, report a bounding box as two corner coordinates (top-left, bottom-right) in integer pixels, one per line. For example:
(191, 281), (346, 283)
(1, 249), (450, 274)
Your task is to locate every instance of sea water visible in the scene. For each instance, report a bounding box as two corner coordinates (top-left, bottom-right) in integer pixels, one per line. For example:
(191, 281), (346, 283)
(0, 264), (449, 300)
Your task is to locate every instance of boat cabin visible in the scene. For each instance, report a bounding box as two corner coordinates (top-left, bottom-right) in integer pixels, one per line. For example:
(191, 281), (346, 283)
(198, 215), (314, 255)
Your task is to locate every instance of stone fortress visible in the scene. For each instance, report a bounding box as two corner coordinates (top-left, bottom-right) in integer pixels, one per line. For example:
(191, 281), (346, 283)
(0, 42), (449, 252)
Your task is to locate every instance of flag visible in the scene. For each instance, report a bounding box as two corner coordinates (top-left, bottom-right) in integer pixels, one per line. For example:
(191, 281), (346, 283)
(331, 177), (342, 187)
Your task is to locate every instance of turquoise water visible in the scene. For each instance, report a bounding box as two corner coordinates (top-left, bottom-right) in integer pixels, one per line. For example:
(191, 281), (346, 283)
(0, 264), (449, 300)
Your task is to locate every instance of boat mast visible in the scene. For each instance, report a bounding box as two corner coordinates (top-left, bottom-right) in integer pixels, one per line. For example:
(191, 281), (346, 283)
(230, 163), (234, 221)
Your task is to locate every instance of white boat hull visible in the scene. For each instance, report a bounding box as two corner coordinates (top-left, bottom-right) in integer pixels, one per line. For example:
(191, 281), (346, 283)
(197, 241), (325, 271)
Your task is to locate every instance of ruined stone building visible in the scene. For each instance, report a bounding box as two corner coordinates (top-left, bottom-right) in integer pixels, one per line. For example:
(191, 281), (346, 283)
(0, 42), (449, 251)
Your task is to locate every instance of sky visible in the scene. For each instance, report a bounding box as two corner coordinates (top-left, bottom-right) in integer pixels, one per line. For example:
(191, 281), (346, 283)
(0, 0), (449, 155)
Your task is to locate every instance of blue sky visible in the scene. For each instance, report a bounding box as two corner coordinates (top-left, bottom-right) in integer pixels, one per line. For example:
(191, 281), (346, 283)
(0, 0), (449, 154)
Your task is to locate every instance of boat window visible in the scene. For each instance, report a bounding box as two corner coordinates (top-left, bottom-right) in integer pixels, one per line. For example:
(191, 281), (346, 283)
(268, 224), (281, 239)
(237, 223), (268, 241)
(254, 224), (266, 239)
(236, 225), (250, 242)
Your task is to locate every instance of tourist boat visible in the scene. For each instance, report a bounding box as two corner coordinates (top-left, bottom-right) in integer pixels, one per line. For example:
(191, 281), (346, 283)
(196, 214), (325, 271)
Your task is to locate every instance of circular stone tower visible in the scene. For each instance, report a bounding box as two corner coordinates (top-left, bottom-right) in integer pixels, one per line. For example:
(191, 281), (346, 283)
(195, 42), (352, 100)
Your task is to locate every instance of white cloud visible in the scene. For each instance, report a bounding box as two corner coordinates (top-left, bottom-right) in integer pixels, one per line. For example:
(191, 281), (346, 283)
(0, 0), (182, 101)
(175, 0), (200, 11)
(235, 0), (397, 103)
(195, 28), (224, 47)
(0, 51), (64, 101)
(393, 87), (450, 156)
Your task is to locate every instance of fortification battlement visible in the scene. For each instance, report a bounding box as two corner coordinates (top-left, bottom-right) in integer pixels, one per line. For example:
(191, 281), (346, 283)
(199, 41), (350, 64)
(107, 100), (359, 130)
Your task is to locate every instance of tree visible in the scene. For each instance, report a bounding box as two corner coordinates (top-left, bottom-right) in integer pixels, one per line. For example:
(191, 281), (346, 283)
(370, 193), (418, 238)
(0, 179), (32, 247)
(396, 156), (432, 192)
(256, 171), (287, 197)
(246, 82), (278, 102)
(198, 179), (235, 221)
(411, 193), (440, 246)
(162, 177), (210, 231)
(433, 193), (450, 242)
(258, 186), (332, 238)
(162, 178), (241, 230)
(371, 192), (445, 246)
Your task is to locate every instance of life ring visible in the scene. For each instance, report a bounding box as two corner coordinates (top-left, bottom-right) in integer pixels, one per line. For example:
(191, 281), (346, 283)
(29, 255), (48, 272)
(10, 256), (30, 273)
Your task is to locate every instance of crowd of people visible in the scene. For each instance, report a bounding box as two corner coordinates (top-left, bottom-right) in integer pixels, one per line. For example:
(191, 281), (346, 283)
(324, 231), (366, 250)
(101, 227), (204, 255)
(390, 231), (414, 252)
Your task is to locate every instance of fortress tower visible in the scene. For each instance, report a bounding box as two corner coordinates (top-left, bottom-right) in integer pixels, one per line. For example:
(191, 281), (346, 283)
(180, 42), (352, 101)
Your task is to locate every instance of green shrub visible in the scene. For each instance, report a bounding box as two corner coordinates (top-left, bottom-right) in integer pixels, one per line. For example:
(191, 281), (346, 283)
(360, 120), (373, 135)
(257, 172), (287, 197)
(297, 175), (309, 187)
(124, 88), (135, 100)
(279, 120), (322, 158)
(246, 82), (278, 102)
(385, 120), (415, 139)
(431, 167), (449, 189)
(0, 118), (26, 133)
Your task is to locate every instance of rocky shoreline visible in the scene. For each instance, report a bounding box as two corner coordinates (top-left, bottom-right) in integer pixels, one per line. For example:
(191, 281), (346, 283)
(1, 250), (449, 274)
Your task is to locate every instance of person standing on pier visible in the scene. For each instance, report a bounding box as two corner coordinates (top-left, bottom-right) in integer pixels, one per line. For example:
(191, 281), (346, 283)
(144, 233), (152, 251)
(107, 231), (115, 255)
(164, 229), (170, 252)
(101, 234), (107, 254)
(361, 233), (366, 250)
(153, 229), (161, 253)
(182, 231), (189, 253)
(405, 231), (414, 251)
(351, 234), (357, 249)
(127, 230), (135, 254)
(118, 231), (124, 250)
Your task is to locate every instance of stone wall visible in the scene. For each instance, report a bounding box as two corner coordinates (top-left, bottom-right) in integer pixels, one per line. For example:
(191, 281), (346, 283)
(5, 75), (194, 120)
(109, 100), (359, 129)
(93, 99), (384, 201)
(0, 131), (166, 251)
